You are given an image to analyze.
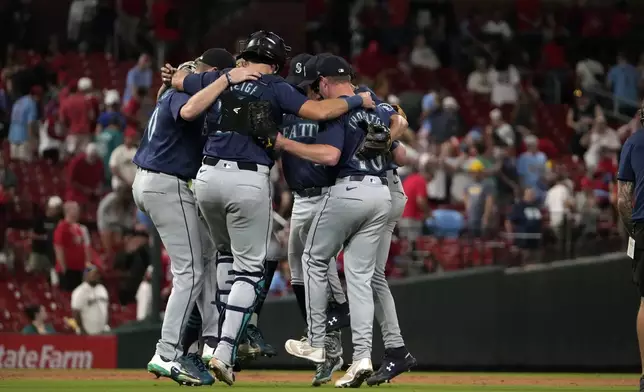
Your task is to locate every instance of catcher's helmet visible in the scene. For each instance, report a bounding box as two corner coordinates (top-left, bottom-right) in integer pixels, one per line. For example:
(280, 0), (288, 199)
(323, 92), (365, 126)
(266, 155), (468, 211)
(238, 30), (291, 73)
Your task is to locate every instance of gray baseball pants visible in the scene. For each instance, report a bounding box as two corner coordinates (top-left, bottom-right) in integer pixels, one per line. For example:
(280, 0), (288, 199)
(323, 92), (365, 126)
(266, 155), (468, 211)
(289, 190), (346, 304)
(193, 159), (272, 366)
(133, 168), (208, 361)
(373, 170), (407, 349)
(302, 175), (391, 361)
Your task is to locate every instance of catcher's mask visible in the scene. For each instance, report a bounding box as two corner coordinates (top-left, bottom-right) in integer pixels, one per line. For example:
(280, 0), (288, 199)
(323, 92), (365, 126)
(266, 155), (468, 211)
(237, 30), (291, 73)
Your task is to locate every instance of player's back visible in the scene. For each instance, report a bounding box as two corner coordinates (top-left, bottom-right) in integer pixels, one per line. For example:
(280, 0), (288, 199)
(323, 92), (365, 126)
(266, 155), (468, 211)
(133, 89), (206, 180)
(280, 113), (334, 191)
(331, 103), (397, 179)
(184, 71), (306, 167)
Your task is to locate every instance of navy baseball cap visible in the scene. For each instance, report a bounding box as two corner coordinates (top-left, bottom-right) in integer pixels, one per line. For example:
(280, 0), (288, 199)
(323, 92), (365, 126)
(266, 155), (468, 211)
(286, 53), (313, 86)
(196, 48), (235, 70)
(298, 53), (334, 89)
(317, 55), (352, 78)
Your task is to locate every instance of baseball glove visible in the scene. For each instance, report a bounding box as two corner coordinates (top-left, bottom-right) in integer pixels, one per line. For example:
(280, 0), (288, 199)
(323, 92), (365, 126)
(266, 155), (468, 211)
(391, 103), (407, 120)
(355, 120), (392, 161)
(248, 101), (279, 149)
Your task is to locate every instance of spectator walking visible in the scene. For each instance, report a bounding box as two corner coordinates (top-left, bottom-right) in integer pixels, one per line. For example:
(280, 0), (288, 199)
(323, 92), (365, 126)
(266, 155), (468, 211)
(123, 54), (152, 105)
(60, 80), (94, 155)
(27, 196), (63, 274)
(8, 86), (39, 162)
(21, 304), (55, 334)
(54, 201), (91, 292)
(463, 159), (496, 237)
(71, 265), (109, 335)
(607, 52), (640, 117)
(65, 143), (104, 204)
(109, 127), (138, 190)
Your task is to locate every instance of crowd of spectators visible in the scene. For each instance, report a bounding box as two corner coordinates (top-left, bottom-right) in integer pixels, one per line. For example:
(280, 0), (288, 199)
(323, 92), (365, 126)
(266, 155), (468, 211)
(0, 0), (641, 333)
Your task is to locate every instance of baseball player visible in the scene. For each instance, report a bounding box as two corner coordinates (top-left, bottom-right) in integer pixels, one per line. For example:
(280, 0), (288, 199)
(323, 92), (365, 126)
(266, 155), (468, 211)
(281, 53), (352, 386)
(166, 31), (375, 385)
(134, 49), (257, 386)
(352, 87), (418, 386)
(277, 55), (401, 387)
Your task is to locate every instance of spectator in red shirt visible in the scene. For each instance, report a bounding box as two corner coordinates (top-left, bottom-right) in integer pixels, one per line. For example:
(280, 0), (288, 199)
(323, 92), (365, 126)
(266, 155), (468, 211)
(122, 87), (147, 128)
(399, 163), (432, 242)
(65, 143), (104, 204)
(60, 79), (94, 155)
(540, 35), (567, 70)
(54, 201), (91, 292)
(78, 77), (99, 130)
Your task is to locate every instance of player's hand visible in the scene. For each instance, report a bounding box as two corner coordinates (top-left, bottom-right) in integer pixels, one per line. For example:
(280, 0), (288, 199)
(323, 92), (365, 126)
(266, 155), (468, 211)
(358, 92), (376, 109)
(160, 63), (176, 86)
(274, 132), (286, 150)
(226, 68), (262, 85)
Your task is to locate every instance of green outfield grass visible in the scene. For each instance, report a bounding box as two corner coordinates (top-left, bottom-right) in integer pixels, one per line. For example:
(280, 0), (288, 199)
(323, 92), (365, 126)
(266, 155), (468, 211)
(0, 371), (637, 392)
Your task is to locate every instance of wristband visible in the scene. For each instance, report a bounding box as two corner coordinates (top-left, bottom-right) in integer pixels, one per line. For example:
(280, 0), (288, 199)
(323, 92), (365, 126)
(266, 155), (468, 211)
(344, 95), (363, 110)
(225, 72), (233, 86)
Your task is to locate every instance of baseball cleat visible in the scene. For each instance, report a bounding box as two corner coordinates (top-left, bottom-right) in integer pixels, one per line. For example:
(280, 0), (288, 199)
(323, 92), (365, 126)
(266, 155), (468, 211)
(326, 302), (350, 332)
(209, 357), (235, 386)
(201, 342), (216, 364)
(335, 358), (373, 388)
(170, 354), (215, 386)
(366, 350), (417, 386)
(147, 354), (175, 378)
(312, 355), (343, 387)
(284, 339), (325, 364)
(237, 337), (262, 360)
(246, 324), (278, 357)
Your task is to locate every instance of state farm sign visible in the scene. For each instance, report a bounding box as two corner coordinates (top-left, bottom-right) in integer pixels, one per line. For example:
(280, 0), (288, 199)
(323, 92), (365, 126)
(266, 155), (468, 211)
(0, 334), (116, 368)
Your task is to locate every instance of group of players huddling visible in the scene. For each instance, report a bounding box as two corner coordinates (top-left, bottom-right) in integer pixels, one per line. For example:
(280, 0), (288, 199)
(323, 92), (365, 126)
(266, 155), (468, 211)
(135, 30), (416, 388)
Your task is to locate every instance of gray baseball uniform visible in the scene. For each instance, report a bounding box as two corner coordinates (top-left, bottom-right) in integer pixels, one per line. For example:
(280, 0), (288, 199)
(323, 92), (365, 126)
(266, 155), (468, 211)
(373, 169), (406, 349)
(133, 170), (207, 360)
(131, 87), (210, 361)
(302, 102), (398, 361)
(289, 191), (346, 304)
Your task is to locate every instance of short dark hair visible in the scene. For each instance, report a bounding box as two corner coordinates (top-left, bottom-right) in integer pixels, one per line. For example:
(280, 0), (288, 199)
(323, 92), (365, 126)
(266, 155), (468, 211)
(24, 304), (41, 321)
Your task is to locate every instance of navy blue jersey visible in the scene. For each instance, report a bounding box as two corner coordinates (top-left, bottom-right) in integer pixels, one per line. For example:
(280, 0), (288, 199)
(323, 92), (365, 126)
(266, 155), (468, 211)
(618, 129), (644, 222)
(318, 99), (396, 178)
(133, 89), (206, 179)
(354, 85), (400, 172)
(183, 70), (307, 167)
(281, 114), (334, 190)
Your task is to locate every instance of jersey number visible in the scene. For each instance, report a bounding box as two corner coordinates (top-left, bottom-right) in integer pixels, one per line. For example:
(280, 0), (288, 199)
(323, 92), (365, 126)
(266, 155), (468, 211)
(146, 107), (160, 141)
(355, 155), (385, 172)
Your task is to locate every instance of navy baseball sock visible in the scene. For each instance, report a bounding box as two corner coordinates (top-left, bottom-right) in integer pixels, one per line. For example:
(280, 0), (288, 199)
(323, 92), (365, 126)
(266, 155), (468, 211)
(181, 306), (202, 356)
(292, 284), (308, 324)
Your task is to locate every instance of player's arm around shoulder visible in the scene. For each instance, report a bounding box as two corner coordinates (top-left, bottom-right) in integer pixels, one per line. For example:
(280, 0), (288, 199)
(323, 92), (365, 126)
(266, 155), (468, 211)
(391, 141), (407, 166)
(180, 68), (261, 121)
(274, 117), (344, 166)
(297, 92), (376, 121)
